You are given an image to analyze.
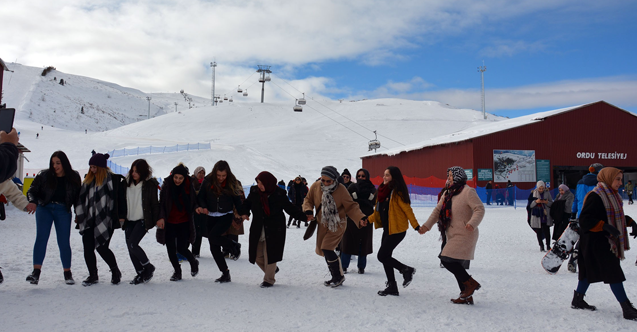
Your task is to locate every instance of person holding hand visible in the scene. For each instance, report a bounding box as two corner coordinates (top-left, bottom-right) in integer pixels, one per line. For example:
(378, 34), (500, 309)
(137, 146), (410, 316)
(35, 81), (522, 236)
(367, 166), (422, 296)
(527, 181), (553, 252)
(303, 166), (367, 288)
(420, 167), (485, 305)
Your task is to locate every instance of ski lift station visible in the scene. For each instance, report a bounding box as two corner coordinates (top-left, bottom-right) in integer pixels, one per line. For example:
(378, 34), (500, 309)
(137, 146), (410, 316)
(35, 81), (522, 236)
(362, 101), (637, 190)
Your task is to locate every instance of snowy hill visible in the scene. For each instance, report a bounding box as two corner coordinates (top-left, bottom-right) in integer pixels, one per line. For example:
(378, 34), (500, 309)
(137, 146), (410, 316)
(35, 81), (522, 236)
(2, 63), (209, 131)
(4, 61), (503, 182)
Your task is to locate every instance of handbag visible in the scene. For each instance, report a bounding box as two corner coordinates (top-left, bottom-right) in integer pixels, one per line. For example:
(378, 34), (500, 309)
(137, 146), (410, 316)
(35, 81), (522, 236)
(303, 205), (321, 241)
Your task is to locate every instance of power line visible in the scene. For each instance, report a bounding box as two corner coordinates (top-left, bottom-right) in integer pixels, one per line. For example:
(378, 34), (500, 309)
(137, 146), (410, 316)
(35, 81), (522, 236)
(271, 73), (405, 146)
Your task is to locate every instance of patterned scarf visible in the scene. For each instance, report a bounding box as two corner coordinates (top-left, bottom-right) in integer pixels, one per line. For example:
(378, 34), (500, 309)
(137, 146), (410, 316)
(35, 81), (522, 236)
(437, 167), (467, 233)
(76, 173), (115, 249)
(591, 181), (629, 259)
(320, 181), (342, 232)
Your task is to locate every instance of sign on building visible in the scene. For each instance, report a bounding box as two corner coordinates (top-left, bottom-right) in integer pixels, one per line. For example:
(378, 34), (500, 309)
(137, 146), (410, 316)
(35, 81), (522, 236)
(493, 150), (536, 182)
(477, 168), (493, 181)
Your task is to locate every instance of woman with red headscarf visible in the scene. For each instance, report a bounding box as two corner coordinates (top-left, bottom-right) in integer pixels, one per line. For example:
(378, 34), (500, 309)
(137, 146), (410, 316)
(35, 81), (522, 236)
(241, 172), (307, 287)
(571, 167), (637, 321)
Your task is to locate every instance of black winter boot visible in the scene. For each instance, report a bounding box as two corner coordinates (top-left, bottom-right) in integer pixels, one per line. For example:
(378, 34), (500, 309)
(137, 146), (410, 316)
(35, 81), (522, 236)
(170, 267), (182, 281)
(400, 266), (416, 288)
(26, 268), (41, 285)
(620, 300), (637, 320)
(64, 270), (75, 285)
(0, 267), (3, 284)
(111, 267), (121, 285)
(571, 290), (596, 311)
(377, 281), (399, 296)
(215, 269), (231, 283)
(82, 272), (99, 286)
(141, 263), (155, 283)
(191, 259), (199, 277)
(324, 258), (345, 288)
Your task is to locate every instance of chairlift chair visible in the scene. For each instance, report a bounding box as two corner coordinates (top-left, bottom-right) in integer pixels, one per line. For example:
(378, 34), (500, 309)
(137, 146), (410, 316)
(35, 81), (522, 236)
(229, 97), (233, 102)
(265, 74), (271, 82)
(298, 93), (306, 105)
(237, 85), (243, 93)
(293, 99), (303, 112)
(243, 89), (248, 96)
(368, 130), (381, 151)
(259, 77), (266, 83)
(224, 94), (228, 101)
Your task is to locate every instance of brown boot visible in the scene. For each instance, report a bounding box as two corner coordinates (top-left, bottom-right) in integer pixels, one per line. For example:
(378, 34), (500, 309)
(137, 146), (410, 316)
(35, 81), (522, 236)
(451, 295), (474, 305)
(460, 277), (481, 298)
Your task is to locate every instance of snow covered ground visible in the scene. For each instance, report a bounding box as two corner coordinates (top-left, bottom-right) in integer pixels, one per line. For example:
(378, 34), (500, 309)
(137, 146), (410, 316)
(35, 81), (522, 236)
(1, 204), (636, 331)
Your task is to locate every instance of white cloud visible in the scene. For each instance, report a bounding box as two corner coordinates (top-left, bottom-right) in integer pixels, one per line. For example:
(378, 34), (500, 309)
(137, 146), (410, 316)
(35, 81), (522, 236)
(361, 76), (637, 112)
(1, 0), (632, 100)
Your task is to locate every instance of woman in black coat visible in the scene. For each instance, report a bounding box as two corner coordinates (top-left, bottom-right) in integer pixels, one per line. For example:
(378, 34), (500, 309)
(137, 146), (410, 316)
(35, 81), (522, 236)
(340, 168), (376, 274)
(241, 171), (307, 287)
(196, 160), (245, 283)
(571, 167), (637, 321)
(156, 164), (199, 282)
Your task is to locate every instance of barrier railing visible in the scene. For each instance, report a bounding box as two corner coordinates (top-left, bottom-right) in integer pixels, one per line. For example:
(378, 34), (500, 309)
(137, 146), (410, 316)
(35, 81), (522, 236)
(108, 143), (212, 158)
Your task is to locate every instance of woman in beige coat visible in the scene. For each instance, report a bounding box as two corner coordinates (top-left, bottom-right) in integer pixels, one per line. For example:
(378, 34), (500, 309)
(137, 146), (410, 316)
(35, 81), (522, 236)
(421, 167), (485, 305)
(303, 166), (366, 288)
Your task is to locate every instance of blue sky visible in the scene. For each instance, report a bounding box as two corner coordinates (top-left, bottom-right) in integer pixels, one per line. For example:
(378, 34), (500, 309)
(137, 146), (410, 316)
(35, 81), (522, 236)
(2, 0), (636, 118)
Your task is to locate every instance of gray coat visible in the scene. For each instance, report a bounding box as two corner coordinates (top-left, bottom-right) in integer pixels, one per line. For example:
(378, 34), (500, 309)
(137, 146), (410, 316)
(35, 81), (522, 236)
(555, 190), (575, 214)
(529, 189), (553, 228)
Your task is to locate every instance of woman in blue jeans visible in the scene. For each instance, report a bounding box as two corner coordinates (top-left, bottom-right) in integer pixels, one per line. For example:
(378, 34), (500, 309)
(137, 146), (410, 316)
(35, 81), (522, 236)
(26, 151), (81, 285)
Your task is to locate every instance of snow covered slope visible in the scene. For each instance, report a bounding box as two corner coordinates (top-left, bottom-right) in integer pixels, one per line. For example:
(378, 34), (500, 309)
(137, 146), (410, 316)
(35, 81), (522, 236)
(2, 63), (208, 131)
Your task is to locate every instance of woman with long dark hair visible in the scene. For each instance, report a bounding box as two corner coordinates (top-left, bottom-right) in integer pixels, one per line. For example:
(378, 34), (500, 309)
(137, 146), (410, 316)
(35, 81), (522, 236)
(241, 171), (307, 287)
(156, 164), (199, 281)
(75, 152), (126, 286)
(367, 166), (421, 296)
(124, 159), (160, 284)
(25, 151), (81, 285)
(196, 160), (246, 283)
(421, 167), (485, 305)
(570, 167), (637, 320)
(340, 168), (376, 274)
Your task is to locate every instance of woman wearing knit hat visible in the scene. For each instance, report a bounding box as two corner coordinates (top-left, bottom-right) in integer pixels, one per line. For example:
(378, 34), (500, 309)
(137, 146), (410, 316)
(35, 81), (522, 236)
(190, 166), (206, 257)
(123, 159), (160, 284)
(196, 160), (246, 283)
(421, 167), (485, 304)
(240, 171), (307, 287)
(303, 166), (367, 288)
(570, 167), (637, 320)
(75, 152), (127, 286)
(156, 163), (199, 281)
(25, 151), (82, 285)
(340, 169), (352, 189)
(368, 166), (422, 296)
(526, 180), (554, 252)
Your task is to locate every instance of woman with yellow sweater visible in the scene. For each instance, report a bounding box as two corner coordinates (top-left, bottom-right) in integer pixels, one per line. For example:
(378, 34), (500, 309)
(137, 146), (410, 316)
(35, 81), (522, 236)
(367, 166), (421, 296)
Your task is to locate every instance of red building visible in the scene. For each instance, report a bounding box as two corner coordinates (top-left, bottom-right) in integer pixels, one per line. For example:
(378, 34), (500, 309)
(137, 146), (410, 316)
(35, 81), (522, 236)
(362, 101), (637, 190)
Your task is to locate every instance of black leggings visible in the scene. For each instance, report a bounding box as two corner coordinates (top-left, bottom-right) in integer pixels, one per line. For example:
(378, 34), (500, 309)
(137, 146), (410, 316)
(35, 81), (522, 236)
(535, 224), (551, 248)
(207, 214), (236, 272)
(377, 229), (407, 282)
(441, 260), (470, 291)
(125, 220), (150, 273)
(82, 228), (118, 274)
(165, 222), (196, 271)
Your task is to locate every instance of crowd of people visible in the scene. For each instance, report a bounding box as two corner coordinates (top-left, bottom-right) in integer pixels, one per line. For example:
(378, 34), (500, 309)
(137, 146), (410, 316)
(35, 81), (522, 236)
(1, 127), (637, 320)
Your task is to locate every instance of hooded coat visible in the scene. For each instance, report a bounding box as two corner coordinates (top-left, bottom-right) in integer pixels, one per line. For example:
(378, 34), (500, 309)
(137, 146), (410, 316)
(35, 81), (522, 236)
(341, 169), (376, 256)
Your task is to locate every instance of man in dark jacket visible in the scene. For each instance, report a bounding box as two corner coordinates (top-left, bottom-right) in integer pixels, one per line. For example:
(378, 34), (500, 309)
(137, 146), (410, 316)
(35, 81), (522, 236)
(287, 176), (308, 228)
(568, 163), (603, 273)
(485, 181), (492, 205)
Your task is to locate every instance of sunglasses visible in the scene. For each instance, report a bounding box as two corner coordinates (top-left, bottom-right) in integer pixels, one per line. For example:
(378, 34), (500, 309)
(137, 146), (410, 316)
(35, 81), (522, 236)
(321, 179), (334, 184)
(342, 175), (350, 178)
(357, 175), (366, 178)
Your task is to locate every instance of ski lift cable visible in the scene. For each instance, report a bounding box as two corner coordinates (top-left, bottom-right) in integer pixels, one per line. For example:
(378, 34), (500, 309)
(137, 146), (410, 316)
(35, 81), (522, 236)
(269, 80), (387, 146)
(271, 73), (405, 146)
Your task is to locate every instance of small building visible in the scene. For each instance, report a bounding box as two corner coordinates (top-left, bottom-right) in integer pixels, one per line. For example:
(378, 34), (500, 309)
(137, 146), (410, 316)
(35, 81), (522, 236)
(362, 101), (637, 190)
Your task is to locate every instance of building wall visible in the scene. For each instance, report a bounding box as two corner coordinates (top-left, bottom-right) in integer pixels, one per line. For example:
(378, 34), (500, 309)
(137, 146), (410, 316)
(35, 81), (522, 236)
(362, 101), (637, 190)
(362, 140), (474, 185)
(473, 101), (637, 189)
